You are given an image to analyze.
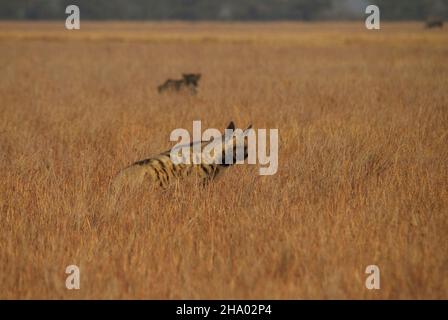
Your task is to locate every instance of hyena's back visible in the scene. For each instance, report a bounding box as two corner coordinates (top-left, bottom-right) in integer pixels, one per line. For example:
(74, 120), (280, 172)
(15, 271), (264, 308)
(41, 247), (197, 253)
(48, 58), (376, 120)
(111, 153), (213, 194)
(157, 74), (201, 95)
(112, 163), (153, 193)
(157, 79), (182, 93)
(112, 155), (170, 193)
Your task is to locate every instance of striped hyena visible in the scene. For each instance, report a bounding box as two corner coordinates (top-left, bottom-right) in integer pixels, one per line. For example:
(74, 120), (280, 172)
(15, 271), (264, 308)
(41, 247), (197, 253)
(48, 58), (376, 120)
(157, 73), (201, 95)
(111, 121), (252, 194)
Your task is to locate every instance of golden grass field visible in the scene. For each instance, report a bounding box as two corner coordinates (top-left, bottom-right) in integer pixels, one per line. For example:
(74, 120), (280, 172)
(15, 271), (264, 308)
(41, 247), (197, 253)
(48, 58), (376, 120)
(0, 21), (447, 299)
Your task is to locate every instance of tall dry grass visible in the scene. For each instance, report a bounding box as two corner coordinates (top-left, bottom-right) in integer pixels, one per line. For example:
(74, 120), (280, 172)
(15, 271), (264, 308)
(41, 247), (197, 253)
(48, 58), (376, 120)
(0, 22), (447, 299)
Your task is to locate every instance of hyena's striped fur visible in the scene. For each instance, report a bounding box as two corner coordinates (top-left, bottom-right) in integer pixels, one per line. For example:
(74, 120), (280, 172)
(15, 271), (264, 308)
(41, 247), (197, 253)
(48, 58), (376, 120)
(111, 121), (251, 194)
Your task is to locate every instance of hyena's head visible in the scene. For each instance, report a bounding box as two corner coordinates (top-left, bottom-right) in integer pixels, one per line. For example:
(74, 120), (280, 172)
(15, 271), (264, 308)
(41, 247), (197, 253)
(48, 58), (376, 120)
(218, 121), (253, 167)
(183, 73), (201, 87)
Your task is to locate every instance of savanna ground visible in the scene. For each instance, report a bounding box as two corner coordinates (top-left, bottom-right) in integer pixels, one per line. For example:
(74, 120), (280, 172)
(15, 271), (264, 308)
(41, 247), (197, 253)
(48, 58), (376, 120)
(0, 21), (447, 299)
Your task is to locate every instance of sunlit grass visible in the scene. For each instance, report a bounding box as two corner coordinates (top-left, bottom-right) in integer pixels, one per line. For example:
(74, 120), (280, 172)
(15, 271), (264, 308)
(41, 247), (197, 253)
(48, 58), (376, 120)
(0, 22), (447, 299)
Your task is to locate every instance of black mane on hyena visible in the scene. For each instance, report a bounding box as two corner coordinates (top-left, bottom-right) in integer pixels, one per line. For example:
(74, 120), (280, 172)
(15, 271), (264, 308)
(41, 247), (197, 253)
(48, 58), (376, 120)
(157, 73), (201, 95)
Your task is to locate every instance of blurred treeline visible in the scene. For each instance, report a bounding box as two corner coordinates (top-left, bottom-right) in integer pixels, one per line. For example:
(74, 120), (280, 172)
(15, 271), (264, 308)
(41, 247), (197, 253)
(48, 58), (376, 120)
(0, 0), (447, 20)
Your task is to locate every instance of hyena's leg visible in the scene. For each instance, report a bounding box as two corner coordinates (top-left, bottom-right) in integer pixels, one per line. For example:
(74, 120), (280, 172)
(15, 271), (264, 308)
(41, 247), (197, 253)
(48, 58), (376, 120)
(174, 81), (183, 92)
(189, 85), (198, 95)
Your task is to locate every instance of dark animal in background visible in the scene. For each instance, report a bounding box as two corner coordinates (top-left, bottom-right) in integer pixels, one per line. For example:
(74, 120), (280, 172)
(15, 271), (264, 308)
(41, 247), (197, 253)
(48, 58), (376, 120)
(157, 73), (201, 95)
(426, 19), (443, 29)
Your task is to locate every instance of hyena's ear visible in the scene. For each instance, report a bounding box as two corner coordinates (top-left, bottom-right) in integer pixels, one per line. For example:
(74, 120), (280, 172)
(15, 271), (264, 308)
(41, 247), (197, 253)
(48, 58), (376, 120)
(244, 124), (253, 132)
(226, 121), (235, 131)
